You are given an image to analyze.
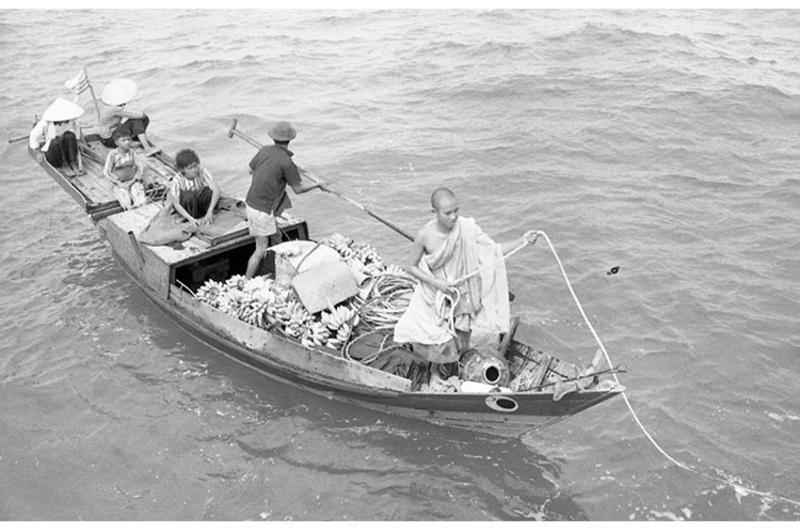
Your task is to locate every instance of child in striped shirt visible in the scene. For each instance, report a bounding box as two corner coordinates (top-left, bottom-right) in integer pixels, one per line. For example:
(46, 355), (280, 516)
(170, 149), (221, 227)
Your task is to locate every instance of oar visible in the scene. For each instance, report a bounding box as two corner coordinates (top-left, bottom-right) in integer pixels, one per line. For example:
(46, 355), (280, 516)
(226, 119), (414, 242)
(529, 366), (627, 392)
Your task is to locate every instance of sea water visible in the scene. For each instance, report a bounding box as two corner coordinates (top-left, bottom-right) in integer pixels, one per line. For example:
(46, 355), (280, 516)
(0, 9), (798, 521)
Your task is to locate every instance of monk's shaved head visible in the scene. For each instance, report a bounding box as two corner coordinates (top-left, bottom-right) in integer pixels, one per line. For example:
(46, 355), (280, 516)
(431, 188), (456, 210)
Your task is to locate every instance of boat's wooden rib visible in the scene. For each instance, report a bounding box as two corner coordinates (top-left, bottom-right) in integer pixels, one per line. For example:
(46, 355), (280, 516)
(29, 130), (625, 438)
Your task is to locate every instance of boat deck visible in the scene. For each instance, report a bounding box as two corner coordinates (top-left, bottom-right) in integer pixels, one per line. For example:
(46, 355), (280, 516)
(108, 202), (302, 267)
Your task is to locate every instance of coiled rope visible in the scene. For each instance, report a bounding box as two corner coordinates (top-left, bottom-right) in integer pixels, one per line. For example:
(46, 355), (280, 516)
(436, 237), (533, 337)
(532, 230), (800, 509)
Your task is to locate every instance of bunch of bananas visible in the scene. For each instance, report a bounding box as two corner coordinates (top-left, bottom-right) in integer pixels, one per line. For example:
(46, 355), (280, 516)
(326, 322), (354, 351)
(320, 233), (387, 278)
(260, 294), (307, 338)
(216, 288), (246, 315)
(195, 279), (224, 308)
(243, 275), (276, 300)
(225, 274), (248, 291)
(318, 304), (361, 351)
(194, 235), (411, 354)
(238, 297), (270, 328)
(381, 264), (408, 278)
(351, 243), (383, 266)
(285, 299), (311, 338)
(320, 233), (352, 254)
(301, 320), (331, 348)
(320, 304), (358, 330)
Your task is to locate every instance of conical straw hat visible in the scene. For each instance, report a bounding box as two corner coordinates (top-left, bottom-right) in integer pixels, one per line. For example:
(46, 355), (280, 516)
(42, 97), (85, 122)
(101, 78), (138, 105)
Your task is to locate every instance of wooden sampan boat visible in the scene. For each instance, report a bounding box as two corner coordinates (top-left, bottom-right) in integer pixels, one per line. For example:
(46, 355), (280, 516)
(29, 131), (625, 438)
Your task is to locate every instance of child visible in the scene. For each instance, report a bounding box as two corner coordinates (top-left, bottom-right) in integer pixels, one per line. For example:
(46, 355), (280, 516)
(103, 128), (146, 210)
(170, 149), (221, 227)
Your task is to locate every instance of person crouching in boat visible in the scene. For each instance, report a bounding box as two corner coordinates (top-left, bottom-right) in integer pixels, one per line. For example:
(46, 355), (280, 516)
(393, 187), (537, 384)
(244, 121), (328, 279)
(98, 78), (159, 156)
(103, 128), (146, 210)
(29, 97), (84, 177)
(169, 149), (221, 228)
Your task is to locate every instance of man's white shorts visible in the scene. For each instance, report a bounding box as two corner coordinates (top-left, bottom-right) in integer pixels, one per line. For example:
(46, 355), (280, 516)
(246, 204), (277, 237)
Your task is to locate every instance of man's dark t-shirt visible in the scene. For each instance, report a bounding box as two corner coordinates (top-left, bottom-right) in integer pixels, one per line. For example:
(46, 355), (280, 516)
(246, 144), (302, 216)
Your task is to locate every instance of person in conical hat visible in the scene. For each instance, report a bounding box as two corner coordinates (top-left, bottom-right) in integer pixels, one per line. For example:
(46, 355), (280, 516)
(98, 78), (159, 156)
(29, 97), (85, 176)
(243, 120), (328, 278)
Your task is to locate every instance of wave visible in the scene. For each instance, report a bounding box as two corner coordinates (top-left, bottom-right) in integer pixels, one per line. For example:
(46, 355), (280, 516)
(653, 172), (751, 193)
(746, 56), (778, 66)
(546, 22), (695, 49)
(731, 83), (792, 99)
(198, 75), (246, 89)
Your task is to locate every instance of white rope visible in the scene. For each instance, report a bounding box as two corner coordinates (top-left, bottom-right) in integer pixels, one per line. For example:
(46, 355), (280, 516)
(454, 238), (531, 284)
(438, 239), (530, 339)
(533, 230), (800, 509)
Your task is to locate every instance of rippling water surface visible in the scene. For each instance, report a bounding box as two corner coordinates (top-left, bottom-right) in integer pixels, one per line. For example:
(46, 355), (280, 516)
(1, 9), (799, 521)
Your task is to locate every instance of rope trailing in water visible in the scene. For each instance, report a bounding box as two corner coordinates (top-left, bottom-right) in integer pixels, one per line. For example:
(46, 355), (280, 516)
(534, 230), (800, 509)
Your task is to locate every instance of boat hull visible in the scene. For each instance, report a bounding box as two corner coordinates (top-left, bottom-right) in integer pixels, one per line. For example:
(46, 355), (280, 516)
(32, 139), (624, 439)
(112, 248), (621, 438)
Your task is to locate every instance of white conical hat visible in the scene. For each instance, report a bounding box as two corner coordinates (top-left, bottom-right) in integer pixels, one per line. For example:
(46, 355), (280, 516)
(42, 97), (85, 121)
(101, 78), (138, 105)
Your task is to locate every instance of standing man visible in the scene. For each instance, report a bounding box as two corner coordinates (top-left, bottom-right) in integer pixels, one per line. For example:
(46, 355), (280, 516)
(394, 188), (536, 377)
(245, 121), (326, 278)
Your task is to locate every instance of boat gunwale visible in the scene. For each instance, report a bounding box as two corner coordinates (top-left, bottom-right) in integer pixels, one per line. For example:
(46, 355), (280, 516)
(123, 250), (624, 407)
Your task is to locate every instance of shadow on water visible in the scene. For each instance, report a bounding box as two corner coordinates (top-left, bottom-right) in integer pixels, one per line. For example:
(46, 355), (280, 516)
(61, 247), (586, 520)
(154, 332), (585, 519)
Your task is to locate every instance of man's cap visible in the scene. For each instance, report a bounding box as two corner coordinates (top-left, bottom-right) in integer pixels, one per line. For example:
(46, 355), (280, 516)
(268, 121), (297, 142)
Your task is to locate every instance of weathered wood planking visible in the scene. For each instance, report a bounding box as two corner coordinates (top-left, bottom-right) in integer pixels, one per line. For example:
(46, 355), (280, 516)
(99, 209), (172, 298)
(71, 154), (116, 203)
(106, 204), (250, 266)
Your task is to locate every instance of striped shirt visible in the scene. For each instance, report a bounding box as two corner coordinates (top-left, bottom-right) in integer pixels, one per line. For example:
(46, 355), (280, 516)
(170, 168), (214, 198)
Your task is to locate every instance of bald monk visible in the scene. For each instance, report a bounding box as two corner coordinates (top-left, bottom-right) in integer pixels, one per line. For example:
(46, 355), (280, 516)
(394, 187), (537, 377)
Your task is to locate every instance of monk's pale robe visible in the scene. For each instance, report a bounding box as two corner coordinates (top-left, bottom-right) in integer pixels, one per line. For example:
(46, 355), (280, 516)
(394, 216), (510, 362)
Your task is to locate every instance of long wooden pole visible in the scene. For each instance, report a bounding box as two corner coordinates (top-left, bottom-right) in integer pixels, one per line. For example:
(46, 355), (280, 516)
(227, 119), (414, 242)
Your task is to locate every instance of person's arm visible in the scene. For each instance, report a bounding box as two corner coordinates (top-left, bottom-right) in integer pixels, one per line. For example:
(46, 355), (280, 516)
(200, 169), (221, 225)
(29, 120), (45, 151)
(499, 230), (539, 254)
(70, 121), (84, 173)
(287, 163), (326, 194)
(404, 229), (456, 295)
(116, 107), (146, 120)
(130, 152), (144, 187)
(103, 151), (117, 183)
(248, 151), (259, 177)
